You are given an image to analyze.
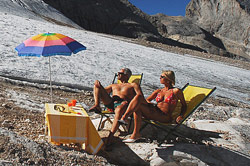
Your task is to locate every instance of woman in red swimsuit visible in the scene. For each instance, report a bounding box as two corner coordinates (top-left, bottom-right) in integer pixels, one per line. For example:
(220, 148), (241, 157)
(119, 70), (187, 142)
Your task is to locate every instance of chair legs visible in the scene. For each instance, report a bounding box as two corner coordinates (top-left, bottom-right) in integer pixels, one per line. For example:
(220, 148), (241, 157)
(97, 114), (133, 133)
(97, 115), (104, 131)
(97, 114), (113, 131)
(140, 120), (184, 145)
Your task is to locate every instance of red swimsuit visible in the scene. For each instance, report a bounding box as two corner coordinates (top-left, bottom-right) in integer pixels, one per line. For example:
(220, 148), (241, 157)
(156, 89), (177, 105)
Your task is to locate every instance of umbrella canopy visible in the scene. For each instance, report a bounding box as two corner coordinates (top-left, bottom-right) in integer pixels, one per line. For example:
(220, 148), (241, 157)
(15, 33), (86, 56)
(15, 33), (86, 103)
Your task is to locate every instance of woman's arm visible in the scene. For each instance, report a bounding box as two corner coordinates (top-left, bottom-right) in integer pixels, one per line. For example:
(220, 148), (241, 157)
(175, 88), (187, 123)
(146, 89), (160, 103)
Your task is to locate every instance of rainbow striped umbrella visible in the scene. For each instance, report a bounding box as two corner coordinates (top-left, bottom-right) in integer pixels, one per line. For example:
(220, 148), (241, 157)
(15, 33), (86, 102)
(15, 33), (86, 56)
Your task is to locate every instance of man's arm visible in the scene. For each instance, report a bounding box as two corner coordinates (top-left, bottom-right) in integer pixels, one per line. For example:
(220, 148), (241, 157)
(104, 84), (113, 94)
(132, 83), (144, 97)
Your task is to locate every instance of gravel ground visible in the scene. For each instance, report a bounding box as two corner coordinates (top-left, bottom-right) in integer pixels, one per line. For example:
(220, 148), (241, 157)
(0, 74), (249, 165)
(0, 78), (118, 165)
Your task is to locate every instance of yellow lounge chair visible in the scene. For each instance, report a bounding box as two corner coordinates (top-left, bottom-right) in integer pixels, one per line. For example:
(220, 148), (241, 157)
(140, 83), (216, 143)
(97, 73), (143, 131)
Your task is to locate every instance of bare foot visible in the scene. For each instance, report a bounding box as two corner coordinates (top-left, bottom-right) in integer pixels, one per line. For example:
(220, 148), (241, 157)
(123, 134), (141, 143)
(130, 133), (141, 140)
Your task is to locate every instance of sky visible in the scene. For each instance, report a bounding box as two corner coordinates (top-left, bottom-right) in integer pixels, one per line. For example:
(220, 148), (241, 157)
(128, 0), (191, 16)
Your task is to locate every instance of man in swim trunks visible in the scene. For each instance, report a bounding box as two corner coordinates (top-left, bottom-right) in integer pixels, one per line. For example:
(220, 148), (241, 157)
(89, 68), (143, 149)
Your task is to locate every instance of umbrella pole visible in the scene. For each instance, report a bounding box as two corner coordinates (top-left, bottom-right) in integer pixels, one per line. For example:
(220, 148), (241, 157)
(49, 57), (53, 103)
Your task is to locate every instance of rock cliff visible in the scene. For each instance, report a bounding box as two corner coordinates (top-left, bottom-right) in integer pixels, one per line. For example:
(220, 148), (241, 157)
(186, 0), (250, 60)
(43, 0), (161, 40)
(152, 14), (231, 58)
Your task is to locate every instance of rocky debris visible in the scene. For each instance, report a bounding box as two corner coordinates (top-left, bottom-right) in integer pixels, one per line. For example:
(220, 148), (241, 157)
(0, 128), (111, 165)
(150, 143), (250, 166)
(0, 79), (114, 165)
(92, 101), (250, 166)
(96, 121), (250, 166)
(132, 37), (250, 70)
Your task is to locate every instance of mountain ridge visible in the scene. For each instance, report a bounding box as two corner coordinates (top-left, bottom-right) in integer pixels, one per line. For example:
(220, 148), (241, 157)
(42, 0), (250, 61)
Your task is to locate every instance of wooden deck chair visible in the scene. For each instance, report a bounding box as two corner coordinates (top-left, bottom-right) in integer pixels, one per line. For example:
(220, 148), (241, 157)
(140, 83), (216, 143)
(97, 73), (143, 131)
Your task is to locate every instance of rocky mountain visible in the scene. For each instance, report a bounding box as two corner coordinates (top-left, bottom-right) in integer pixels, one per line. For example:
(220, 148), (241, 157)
(186, 0), (250, 61)
(42, 0), (249, 61)
(43, 0), (160, 39)
(43, 0), (206, 53)
(151, 14), (231, 58)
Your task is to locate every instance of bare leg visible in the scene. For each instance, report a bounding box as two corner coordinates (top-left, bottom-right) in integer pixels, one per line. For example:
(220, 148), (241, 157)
(130, 111), (142, 139)
(111, 101), (128, 133)
(90, 80), (112, 111)
(120, 94), (146, 121)
(127, 103), (171, 140)
(106, 102), (128, 145)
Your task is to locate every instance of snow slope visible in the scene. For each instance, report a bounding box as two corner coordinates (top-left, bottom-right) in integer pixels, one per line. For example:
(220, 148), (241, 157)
(0, 3), (249, 104)
(0, 0), (80, 28)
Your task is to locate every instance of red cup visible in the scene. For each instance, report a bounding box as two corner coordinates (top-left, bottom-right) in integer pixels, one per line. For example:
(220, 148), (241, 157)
(68, 103), (72, 107)
(71, 99), (77, 106)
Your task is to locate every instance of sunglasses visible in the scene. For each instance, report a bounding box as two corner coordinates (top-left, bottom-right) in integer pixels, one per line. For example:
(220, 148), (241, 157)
(160, 75), (166, 79)
(118, 72), (125, 75)
(54, 105), (65, 112)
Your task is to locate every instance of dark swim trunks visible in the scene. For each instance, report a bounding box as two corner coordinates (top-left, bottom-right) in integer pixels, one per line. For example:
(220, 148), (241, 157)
(148, 103), (164, 114)
(105, 95), (125, 112)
